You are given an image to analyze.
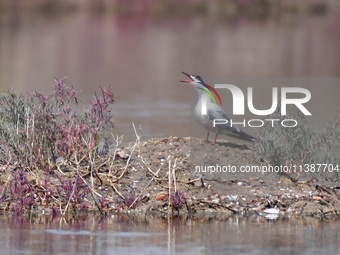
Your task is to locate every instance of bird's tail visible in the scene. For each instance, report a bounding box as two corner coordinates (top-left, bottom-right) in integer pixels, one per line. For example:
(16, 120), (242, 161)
(230, 129), (257, 142)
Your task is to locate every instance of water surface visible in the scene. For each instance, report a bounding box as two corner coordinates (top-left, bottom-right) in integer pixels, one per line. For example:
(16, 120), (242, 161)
(1, 10), (340, 143)
(0, 215), (339, 255)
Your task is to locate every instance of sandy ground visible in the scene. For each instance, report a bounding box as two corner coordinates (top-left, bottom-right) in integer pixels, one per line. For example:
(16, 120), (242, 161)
(1, 136), (339, 218)
(107, 136), (340, 218)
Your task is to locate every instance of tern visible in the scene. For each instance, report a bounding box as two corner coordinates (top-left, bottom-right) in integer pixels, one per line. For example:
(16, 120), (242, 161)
(181, 71), (257, 144)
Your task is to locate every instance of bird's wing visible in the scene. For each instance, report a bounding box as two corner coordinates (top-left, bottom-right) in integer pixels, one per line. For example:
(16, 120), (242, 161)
(207, 103), (229, 120)
(207, 104), (240, 133)
(207, 104), (256, 142)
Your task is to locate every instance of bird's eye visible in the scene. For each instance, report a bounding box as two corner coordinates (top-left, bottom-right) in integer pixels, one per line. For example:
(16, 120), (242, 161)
(195, 75), (201, 79)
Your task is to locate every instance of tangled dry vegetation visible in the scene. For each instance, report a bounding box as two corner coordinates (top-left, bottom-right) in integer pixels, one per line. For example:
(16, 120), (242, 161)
(0, 79), (339, 219)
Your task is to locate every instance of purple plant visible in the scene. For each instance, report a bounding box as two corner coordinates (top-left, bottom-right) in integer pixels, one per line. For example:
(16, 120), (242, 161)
(171, 190), (186, 211)
(56, 175), (90, 210)
(8, 169), (34, 214)
(41, 175), (54, 204)
(0, 79), (116, 214)
(51, 204), (58, 217)
(124, 189), (138, 209)
(0, 78), (114, 169)
(98, 195), (109, 209)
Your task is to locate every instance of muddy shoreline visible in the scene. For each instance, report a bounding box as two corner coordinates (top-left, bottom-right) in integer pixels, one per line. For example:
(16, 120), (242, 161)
(0, 136), (339, 218)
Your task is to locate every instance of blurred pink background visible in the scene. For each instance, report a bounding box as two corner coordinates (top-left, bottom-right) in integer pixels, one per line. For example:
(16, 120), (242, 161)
(1, 0), (340, 143)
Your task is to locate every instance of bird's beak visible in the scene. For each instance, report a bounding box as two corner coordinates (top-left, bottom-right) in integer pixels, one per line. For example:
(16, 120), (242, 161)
(180, 71), (192, 83)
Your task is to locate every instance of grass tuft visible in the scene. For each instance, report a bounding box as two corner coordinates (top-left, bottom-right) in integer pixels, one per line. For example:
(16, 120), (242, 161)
(254, 110), (340, 181)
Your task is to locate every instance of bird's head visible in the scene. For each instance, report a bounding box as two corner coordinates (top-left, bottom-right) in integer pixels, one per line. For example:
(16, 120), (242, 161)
(180, 71), (205, 87)
(180, 71), (223, 105)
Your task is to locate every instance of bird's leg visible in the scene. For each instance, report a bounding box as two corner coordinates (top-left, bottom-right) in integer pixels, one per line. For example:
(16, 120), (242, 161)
(205, 131), (210, 142)
(213, 133), (218, 144)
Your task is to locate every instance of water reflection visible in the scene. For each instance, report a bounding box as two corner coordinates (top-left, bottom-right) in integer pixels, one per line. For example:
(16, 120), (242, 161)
(1, 9), (340, 142)
(0, 214), (339, 255)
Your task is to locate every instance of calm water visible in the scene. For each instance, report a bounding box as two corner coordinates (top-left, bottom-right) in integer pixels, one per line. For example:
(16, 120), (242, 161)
(0, 214), (339, 255)
(1, 9), (340, 143)
(1, 8), (340, 254)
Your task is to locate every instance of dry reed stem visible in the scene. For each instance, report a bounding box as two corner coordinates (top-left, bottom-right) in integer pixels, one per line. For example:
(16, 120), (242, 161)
(117, 123), (140, 180)
(128, 168), (161, 209)
(140, 157), (160, 178)
(168, 157), (172, 215)
(60, 181), (76, 215)
(108, 134), (123, 176)
(110, 181), (124, 199)
(75, 167), (103, 198)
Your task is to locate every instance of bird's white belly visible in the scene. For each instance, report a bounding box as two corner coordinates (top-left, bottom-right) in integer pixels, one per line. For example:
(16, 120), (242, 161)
(194, 105), (216, 133)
